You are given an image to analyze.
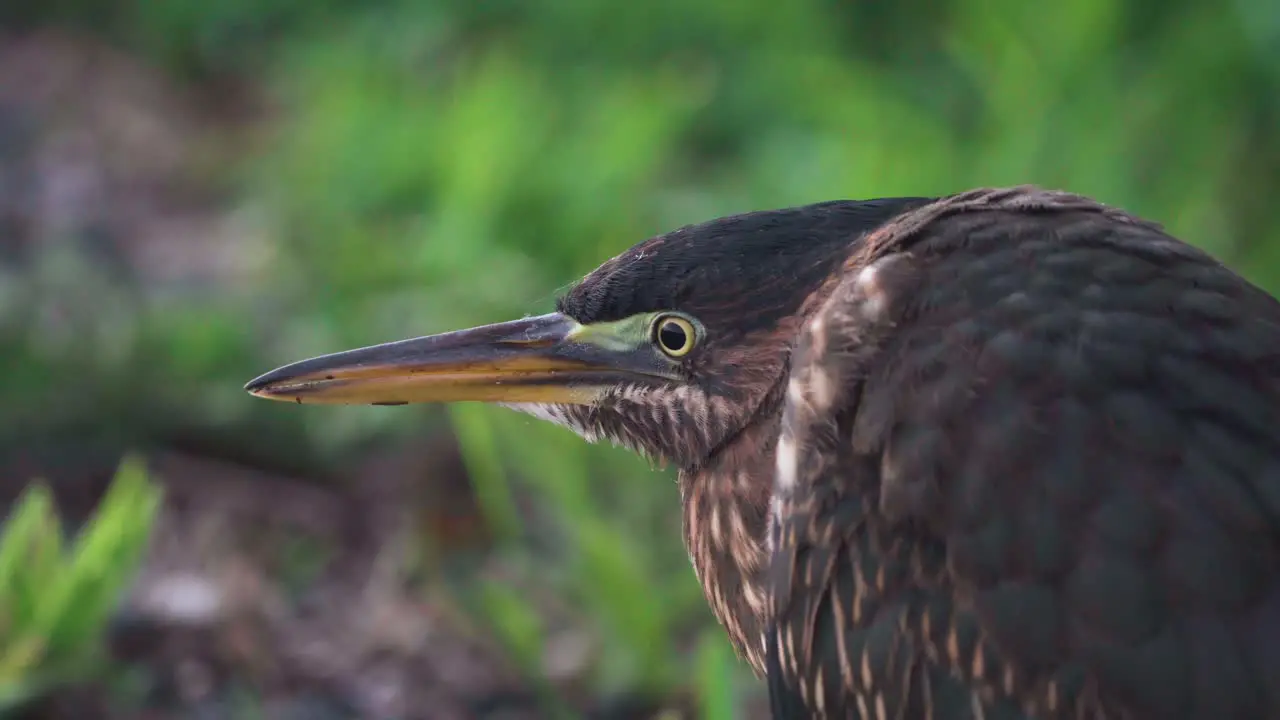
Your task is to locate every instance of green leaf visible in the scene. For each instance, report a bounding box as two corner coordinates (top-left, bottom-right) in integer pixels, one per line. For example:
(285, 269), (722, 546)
(695, 630), (738, 720)
(450, 404), (523, 545)
(0, 456), (160, 705)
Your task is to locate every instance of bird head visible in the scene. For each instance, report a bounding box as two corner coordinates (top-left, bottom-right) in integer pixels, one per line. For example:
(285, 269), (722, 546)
(246, 198), (928, 469)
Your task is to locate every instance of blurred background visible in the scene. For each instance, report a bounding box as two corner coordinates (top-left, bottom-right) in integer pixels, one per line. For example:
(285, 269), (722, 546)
(0, 0), (1277, 718)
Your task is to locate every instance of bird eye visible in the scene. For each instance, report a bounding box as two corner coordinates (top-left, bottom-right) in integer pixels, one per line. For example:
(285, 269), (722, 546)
(654, 315), (696, 357)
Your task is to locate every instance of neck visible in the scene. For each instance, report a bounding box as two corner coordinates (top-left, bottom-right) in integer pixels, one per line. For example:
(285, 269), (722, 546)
(678, 404), (779, 675)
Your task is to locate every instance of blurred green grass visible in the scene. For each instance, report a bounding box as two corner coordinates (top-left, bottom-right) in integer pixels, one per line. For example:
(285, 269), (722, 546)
(0, 459), (160, 712)
(1, 0), (1278, 715)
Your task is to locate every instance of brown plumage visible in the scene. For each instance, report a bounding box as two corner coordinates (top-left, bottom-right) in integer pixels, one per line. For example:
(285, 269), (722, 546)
(247, 186), (1280, 719)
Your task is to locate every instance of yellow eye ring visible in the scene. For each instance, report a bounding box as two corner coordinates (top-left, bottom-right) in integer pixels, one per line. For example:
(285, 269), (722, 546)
(654, 315), (696, 357)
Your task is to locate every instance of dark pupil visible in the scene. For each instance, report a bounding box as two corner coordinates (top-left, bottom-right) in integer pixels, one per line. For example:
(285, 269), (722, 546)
(659, 321), (688, 351)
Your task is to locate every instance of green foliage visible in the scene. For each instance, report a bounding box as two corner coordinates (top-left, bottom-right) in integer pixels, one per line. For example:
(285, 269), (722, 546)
(477, 579), (575, 720)
(695, 628), (739, 720)
(0, 457), (161, 711)
(450, 404), (523, 546)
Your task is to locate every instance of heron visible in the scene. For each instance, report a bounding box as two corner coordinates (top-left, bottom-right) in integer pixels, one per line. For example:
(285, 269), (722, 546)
(246, 186), (1280, 718)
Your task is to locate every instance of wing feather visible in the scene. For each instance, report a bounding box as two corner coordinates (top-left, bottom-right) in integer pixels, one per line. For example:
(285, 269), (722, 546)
(765, 187), (1280, 719)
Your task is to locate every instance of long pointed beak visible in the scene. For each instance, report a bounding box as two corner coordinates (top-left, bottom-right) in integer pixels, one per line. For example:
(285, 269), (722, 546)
(244, 312), (624, 406)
